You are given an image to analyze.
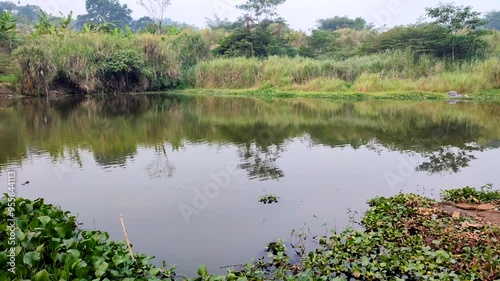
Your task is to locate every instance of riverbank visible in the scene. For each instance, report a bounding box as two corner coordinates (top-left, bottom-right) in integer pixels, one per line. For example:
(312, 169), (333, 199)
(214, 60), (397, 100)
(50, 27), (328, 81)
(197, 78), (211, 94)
(1, 32), (497, 97)
(173, 88), (500, 102)
(1, 185), (498, 280)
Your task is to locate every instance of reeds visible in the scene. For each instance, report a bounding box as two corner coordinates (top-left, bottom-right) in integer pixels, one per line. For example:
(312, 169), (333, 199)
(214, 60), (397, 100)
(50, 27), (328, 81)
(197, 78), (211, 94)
(193, 49), (500, 93)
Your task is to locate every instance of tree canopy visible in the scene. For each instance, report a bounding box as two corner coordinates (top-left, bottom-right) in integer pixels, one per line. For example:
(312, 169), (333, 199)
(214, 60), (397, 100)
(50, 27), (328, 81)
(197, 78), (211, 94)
(237, 0), (287, 21)
(483, 10), (500, 30)
(426, 2), (485, 61)
(76, 0), (132, 29)
(317, 16), (373, 31)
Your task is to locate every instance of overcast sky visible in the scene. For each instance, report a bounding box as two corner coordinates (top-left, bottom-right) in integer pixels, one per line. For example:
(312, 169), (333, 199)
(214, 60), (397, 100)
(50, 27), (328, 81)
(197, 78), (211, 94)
(13, 0), (500, 30)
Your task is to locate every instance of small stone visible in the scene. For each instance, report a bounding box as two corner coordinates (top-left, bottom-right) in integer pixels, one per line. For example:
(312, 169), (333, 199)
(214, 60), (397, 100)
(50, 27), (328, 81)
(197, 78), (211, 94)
(452, 211), (460, 219)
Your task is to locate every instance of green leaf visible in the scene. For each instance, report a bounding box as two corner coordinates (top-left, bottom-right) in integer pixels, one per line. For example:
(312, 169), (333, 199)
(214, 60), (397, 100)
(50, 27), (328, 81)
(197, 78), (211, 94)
(39, 216), (51, 226)
(149, 267), (161, 276)
(197, 264), (208, 277)
(23, 251), (40, 267)
(95, 261), (109, 278)
(33, 269), (50, 281)
(68, 249), (80, 258)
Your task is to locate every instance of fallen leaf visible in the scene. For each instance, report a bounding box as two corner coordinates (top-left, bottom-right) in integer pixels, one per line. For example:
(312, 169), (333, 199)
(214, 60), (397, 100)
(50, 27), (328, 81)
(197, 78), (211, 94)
(461, 221), (484, 229)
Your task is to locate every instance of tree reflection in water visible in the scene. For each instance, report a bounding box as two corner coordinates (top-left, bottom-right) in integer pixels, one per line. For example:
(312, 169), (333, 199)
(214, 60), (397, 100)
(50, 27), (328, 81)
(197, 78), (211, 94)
(0, 95), (499, 179)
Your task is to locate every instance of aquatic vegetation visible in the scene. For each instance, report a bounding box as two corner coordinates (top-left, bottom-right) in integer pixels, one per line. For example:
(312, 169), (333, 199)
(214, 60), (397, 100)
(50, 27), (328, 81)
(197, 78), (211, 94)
(2, 186), (499, 280)
(259, 194), (279, 204)
(442, 184), (500, 205)
(0, 196), (177, 280)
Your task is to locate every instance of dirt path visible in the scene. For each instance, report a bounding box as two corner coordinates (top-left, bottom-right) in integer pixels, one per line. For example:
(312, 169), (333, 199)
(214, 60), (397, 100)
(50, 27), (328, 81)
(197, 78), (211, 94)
(441, 203), (500, 225)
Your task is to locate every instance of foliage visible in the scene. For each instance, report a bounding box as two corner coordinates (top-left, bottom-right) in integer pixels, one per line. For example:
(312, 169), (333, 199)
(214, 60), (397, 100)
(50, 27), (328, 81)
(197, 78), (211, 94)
(76, 0), (132, 29)
(237, 0), (287, 21)
(317, 16), (373, 31)
(259, 194), (279, 204)
(0, 1), (41, 24)
(0, 10), (16, 41)
(194, 50), (500, 93)
(483, 10), (500, 30)
(205, 14), (242, 31)
(13, 31), (212, 95)
(442, 184), (500, 204)
(214, 21), (294, 58)
(426, 2), (486, 61)
(0, 196), (177, 280)
(129, 16), (155, 32)
(32, 10), (73, 36)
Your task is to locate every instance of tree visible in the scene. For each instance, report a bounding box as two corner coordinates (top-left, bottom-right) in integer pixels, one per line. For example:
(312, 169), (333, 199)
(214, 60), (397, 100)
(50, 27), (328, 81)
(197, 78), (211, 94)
(137, 0), (171, 34)
(317, 16), (372, 31)
(129, 16), (154, 32)
(76, 0), (132, 29)
(214, 21), (294, 58)
(483, 10), (500, 30)
(236, 0), (286, 21)
(205, 14), (241, 31)
(426, 2), (483, 62)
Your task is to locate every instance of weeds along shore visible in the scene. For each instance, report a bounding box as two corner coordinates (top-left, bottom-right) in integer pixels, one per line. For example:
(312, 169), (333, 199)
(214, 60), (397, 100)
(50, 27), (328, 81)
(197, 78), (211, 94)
(7, 30), (500, 96)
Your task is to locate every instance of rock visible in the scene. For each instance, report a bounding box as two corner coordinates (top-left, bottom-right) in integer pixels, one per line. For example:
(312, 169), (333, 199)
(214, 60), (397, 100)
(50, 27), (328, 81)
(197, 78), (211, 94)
(452, 211), (460, 219)
(448, 91), (459, 97)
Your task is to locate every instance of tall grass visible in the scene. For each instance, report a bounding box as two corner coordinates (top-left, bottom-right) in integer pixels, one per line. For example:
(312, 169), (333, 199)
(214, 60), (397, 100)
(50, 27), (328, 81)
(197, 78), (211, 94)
(14, 31), (211, 95)
(193, 50), (500, 93)
(12, 30), (500, 95)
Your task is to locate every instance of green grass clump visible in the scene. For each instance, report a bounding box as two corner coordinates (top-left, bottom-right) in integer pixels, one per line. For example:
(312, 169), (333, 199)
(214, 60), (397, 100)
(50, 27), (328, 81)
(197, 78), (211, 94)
(193, 50), (500, 94)
(442, 184), (500, 205)
(13, 31), (211, 95)
(259, 194), (279, 204)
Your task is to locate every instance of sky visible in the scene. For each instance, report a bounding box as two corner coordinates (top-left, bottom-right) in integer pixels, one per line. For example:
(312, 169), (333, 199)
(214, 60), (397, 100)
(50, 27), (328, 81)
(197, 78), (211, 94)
(12, 0), (500, 30)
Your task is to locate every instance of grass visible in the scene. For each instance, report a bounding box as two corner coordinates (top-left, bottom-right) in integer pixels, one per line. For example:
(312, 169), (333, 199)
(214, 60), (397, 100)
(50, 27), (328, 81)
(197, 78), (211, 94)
(13, 31), (211, 95)
(193, 50), (500, 94)
(4, 30), (500, 96)
(174, 88), (500, 102)
(1, 186), (499, 280)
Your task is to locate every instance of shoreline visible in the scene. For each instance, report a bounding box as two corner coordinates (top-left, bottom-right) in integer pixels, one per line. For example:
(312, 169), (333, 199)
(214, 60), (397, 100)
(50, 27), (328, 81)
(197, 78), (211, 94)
(2, 88), (500, 102)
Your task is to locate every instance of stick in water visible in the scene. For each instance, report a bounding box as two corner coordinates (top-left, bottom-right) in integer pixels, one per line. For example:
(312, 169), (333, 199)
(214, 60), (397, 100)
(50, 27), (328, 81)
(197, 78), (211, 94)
(120, 214), (135, 261)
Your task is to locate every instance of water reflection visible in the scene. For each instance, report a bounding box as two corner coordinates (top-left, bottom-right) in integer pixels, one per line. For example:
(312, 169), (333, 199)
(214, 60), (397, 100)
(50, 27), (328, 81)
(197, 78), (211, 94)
(0, 95), (499, 178)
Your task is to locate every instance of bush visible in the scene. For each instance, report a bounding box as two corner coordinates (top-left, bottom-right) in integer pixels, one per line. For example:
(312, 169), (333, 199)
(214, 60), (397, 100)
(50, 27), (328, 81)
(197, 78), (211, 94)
(13, 32), (211, 95)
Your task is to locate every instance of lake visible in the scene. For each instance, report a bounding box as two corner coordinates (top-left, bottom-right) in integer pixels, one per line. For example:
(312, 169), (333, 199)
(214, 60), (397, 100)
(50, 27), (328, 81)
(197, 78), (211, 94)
(1, 95), (499, 275)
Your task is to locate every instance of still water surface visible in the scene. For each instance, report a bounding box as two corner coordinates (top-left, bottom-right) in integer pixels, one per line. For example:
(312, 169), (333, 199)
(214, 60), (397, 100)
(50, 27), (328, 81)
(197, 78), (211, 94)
(0, 95), (499, 275)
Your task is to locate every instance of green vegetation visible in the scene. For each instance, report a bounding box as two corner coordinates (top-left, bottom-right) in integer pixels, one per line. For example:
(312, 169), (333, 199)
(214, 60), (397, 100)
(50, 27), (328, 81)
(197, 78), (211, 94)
(442, 184), (500, 205)
(192, 51), (500, 93)
(2, 186), (499, 280)
(0, 196), (176, 280)
(0, 1), (498, 96)
(14, 31), (209, 95)
(259, 194), (279, 204)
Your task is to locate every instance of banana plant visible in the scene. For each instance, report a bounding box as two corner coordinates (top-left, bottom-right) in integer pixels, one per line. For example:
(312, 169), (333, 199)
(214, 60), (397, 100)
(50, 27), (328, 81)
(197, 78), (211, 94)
(0, 11), (17, 41)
